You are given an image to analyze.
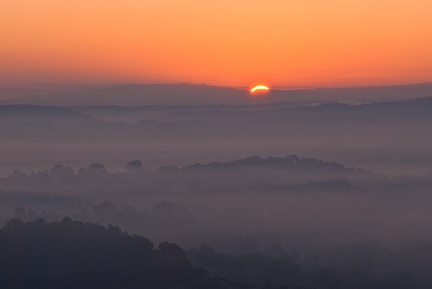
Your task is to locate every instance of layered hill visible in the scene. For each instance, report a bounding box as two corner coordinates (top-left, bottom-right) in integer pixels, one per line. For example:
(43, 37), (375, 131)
(2, 82), (432, 106)
(0, 105), (94, 124)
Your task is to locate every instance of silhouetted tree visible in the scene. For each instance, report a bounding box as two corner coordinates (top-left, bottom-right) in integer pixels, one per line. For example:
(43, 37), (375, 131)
(49, 164), (75, 182)
(87, 163), (107, 175)
(125, 160), (143, 171)
(77, 163), (108, 180)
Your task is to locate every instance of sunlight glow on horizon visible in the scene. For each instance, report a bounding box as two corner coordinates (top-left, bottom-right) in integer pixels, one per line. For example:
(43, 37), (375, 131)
(1, 0), (431, 88)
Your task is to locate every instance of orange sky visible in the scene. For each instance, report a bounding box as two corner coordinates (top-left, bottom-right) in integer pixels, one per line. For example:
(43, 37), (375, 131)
(1, 0), (432, 88)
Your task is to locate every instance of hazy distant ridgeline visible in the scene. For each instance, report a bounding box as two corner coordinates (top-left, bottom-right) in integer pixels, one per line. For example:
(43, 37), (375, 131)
(162, 95), (432, 124)
(0, 105), (95, 124)
(0, 155), (387, 194)
(1, 93), (431, 126)
(0, 95), (431, 176)
(2, 82), (432, 106)
(0, 83), (249, 106)
(1, 95), (431, 126)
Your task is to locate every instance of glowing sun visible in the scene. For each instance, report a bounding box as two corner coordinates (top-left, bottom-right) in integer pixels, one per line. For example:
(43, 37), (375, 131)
(250, 85), (270, 93)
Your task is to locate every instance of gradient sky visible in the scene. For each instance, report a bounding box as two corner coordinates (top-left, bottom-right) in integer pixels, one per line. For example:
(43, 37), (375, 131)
(1, 0), (432, 89)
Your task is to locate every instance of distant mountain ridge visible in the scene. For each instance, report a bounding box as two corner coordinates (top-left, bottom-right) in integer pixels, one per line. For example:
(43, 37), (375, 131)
(0, 105), (94, 123)
(1, 95), (431, 125)
(283, 94), (432, 122)
(162, 95), (432, 124)
(1, 82), (432, 106)
(271, 81), (432, 103)
(0, 83), (249, 106)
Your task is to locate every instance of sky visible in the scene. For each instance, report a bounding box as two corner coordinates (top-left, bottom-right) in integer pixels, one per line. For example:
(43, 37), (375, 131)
(1, 0), (432, 89)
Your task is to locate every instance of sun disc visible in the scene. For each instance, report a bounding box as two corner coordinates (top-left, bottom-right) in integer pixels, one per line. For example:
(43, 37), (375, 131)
(250, 85), (270, 93)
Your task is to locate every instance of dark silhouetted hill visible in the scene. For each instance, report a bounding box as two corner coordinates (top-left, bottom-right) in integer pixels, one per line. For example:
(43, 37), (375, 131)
(0, 218), (253, 289)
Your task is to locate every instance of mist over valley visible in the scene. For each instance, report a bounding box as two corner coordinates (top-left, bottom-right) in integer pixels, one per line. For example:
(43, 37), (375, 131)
(1, 84), (432, 288)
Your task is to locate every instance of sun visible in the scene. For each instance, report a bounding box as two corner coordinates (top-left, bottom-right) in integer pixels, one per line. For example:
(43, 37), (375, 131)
(250, 85), (270, 93)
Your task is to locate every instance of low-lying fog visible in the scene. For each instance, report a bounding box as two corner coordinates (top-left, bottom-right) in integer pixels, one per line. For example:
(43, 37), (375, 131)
(1, 95), (432, 288)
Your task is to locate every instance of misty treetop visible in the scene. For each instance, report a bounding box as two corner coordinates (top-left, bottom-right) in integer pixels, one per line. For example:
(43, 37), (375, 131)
(0, 155), (391, 194)
(126, 159), (144, 171)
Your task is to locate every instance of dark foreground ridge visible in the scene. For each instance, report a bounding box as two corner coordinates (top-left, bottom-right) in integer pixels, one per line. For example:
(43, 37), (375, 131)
(0, 218), (255, 289)
(1, 219), (423, 289)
